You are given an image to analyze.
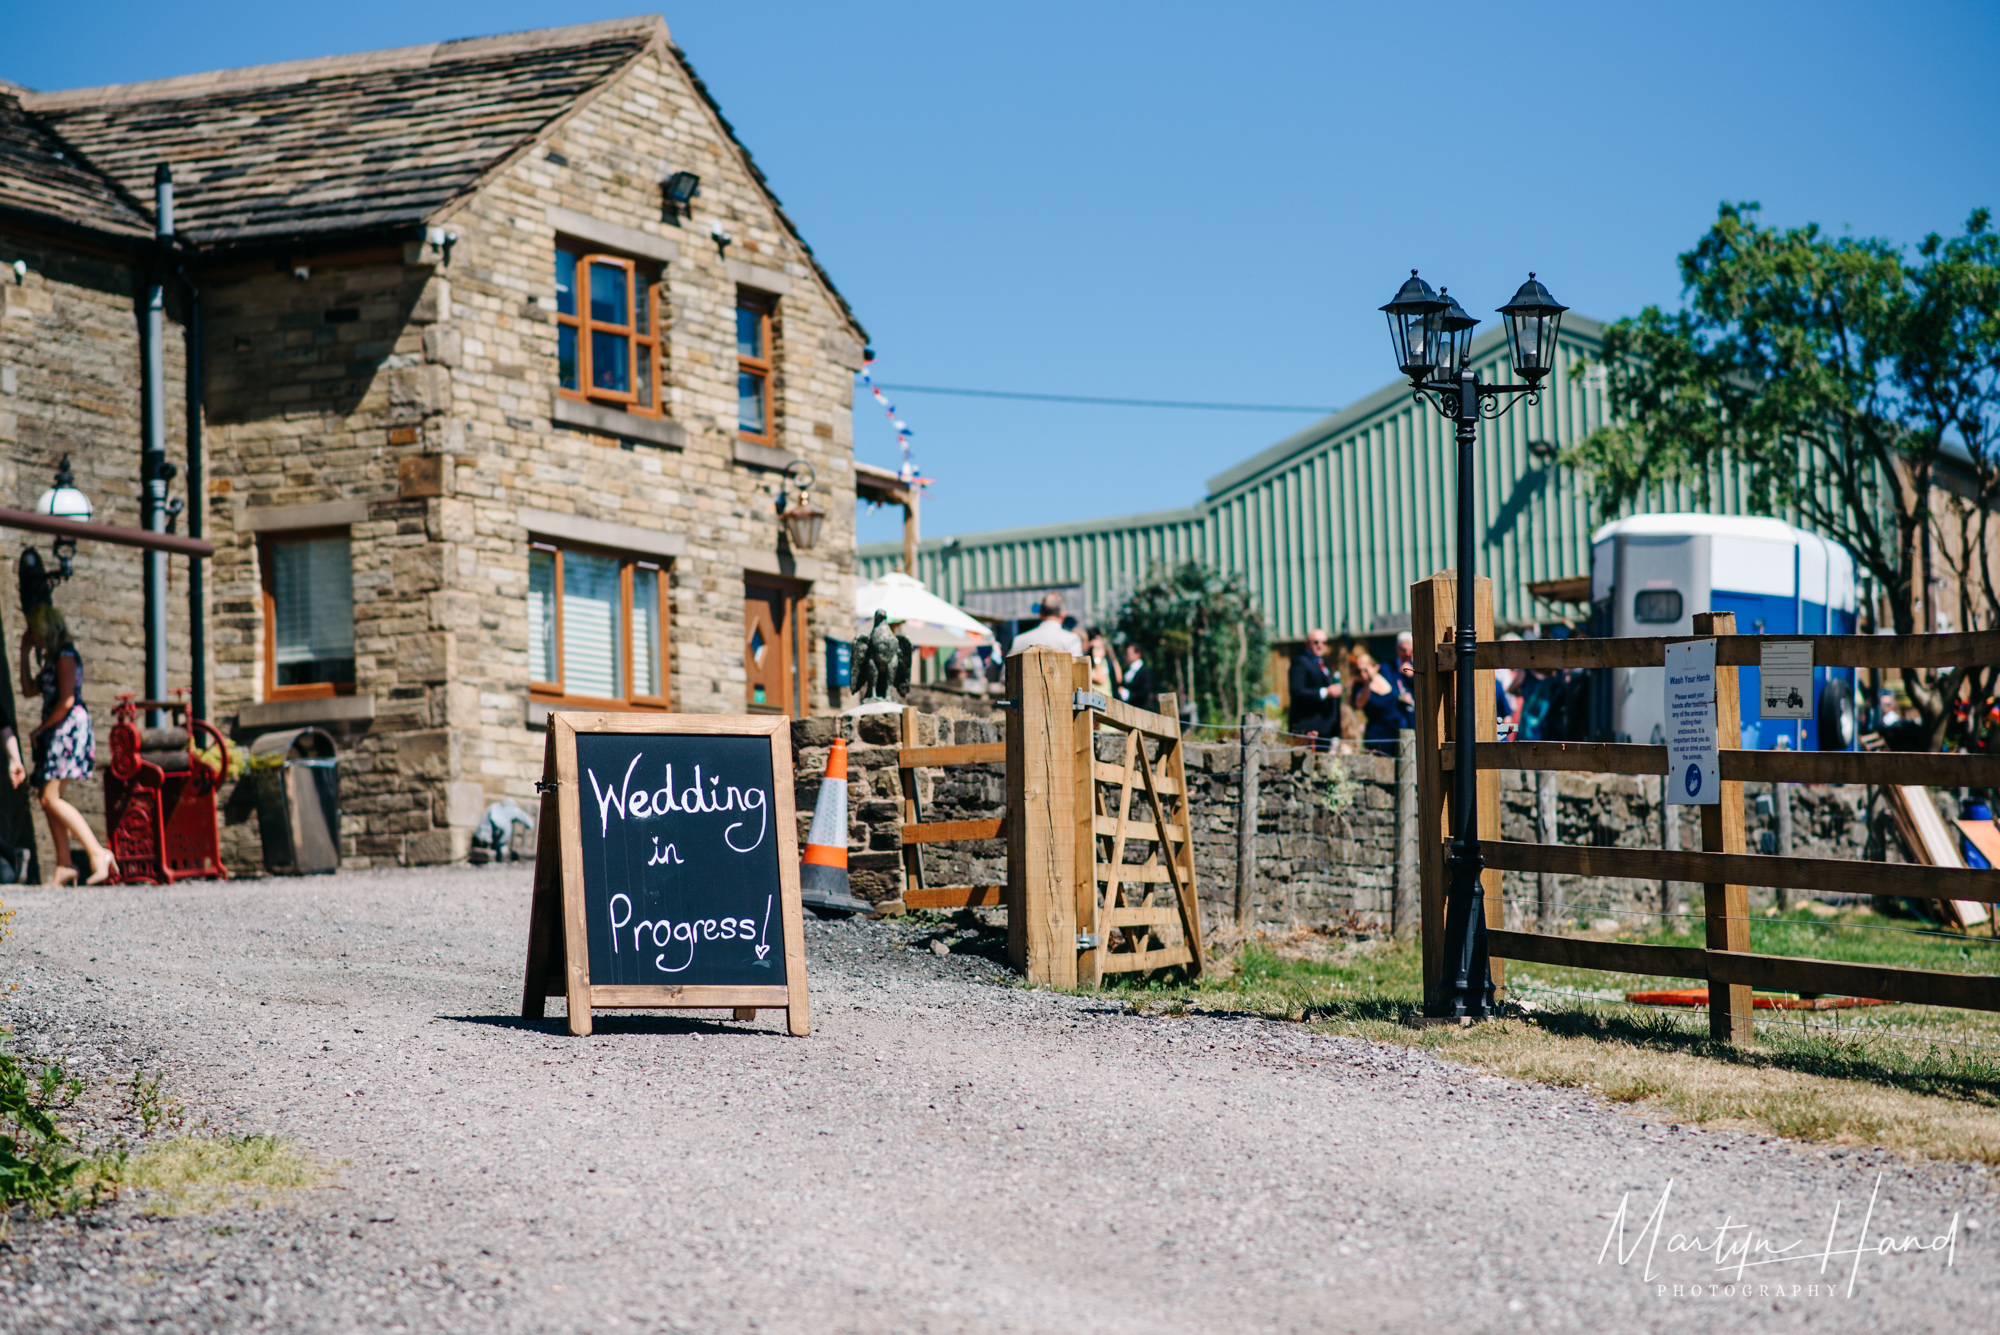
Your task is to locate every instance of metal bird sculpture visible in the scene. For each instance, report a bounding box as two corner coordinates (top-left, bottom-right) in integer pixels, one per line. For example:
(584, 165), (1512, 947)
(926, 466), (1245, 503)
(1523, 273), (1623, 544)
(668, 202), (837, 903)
(855, 608), (914, 704)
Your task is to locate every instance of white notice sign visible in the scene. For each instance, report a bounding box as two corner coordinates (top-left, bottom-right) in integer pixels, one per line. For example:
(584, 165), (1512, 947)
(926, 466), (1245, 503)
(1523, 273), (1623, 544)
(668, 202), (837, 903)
(1759, 640), (1814, 719)
(1664, 638), (1720, 806)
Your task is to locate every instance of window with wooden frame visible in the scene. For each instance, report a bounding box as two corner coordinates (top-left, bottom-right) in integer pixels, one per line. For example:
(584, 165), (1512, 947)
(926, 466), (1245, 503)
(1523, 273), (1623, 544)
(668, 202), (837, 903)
(736, 290), (775, 442)
(528, 542), (671, 709)
(555, 247), (663, 416)
(260, 529), (356, 701)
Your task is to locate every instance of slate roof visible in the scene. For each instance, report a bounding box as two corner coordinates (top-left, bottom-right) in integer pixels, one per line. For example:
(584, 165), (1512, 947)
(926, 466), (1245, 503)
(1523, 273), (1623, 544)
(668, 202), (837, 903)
(0, 86), (151, 241)
(19, 20), (655, 250)
(1, 19), (862, 336)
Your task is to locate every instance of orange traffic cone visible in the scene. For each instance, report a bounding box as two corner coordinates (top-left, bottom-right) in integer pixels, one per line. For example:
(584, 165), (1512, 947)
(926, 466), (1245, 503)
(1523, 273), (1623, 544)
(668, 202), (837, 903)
(800, 738), (872, 916)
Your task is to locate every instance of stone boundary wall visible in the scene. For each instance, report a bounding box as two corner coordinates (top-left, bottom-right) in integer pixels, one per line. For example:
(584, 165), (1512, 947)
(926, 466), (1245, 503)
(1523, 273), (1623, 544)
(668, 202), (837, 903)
(794, 707), (1923, 936)
(790, 711), (1004, 907)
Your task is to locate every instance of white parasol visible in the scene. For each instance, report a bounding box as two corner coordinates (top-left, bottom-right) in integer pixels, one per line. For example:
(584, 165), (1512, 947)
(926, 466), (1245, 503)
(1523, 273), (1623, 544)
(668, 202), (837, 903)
(854, 572), (991, 648)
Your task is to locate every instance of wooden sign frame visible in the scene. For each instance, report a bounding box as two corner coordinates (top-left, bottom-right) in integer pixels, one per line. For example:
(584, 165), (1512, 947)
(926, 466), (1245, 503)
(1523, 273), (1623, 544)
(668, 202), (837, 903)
(520, 712), (811, 1036)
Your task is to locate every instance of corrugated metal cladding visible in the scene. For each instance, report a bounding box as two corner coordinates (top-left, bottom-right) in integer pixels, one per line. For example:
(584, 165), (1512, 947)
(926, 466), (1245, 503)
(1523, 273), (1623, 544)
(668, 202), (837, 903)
(859, 314), (1770, 641)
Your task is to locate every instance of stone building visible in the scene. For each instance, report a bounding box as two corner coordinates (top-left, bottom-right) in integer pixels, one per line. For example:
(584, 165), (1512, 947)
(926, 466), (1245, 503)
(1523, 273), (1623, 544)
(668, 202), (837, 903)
(0, 17), (866, 872)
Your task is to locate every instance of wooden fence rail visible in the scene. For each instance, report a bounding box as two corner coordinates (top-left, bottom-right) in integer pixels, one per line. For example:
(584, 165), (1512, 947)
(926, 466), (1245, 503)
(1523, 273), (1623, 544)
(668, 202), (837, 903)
(1412, 571), (2000, 1044)
(1438, 629), (2000, 674)
(1444, 739), (2000, 788)
(896, 708), (1007, 912)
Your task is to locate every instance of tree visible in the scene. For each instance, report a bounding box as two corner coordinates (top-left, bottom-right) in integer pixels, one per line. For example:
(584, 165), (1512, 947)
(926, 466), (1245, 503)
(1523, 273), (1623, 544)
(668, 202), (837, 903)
(1114, 562), (1269, 725)
(1569, 203), (2000, 746)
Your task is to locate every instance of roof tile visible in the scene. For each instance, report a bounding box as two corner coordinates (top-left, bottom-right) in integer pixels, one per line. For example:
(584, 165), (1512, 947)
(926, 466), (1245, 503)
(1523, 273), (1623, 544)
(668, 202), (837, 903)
(25, 21), (654, 247)
(0, 90), (151, 239)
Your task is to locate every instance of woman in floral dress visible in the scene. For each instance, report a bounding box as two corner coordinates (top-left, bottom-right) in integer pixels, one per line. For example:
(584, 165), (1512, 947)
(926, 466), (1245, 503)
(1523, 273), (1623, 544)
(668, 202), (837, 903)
(11, 603), (114, 885)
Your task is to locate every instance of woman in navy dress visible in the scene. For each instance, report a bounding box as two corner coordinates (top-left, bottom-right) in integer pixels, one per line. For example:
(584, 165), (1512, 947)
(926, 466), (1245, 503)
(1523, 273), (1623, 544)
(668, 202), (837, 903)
(1348, 649), (1417, 757)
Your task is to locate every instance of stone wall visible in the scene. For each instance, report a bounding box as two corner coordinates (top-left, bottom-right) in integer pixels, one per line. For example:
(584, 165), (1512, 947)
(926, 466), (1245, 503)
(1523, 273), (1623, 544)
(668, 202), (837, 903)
(0, 230), (191, 881)
(1180, 742), (1401, 934)
(795, 706), (1914, 938)
(204, 258), (455, 870)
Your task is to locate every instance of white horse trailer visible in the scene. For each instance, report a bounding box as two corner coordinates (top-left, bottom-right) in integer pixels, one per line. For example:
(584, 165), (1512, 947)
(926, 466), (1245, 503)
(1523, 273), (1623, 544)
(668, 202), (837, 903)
(1588, 514), (1860, 751)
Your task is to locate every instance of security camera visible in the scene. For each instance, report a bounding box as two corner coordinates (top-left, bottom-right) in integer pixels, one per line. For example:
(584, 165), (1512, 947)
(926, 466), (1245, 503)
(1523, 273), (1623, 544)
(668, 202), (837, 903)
(293, 265), (311, 282)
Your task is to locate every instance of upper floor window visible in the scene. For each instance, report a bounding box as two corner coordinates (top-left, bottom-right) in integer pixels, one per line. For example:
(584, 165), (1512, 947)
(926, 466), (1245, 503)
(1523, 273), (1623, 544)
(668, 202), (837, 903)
(736, 292), (774, 442)
(556, 248), (662, 416)
(261, 530), (355, 700)
(529, 542), (670, 709)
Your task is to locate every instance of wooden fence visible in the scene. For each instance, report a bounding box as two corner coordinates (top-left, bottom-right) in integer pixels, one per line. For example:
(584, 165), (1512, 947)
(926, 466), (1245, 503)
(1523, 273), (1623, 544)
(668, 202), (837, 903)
(896, 705), (1007, 912)
(934, 647), (1209, 988)
(1412, 571), (2000, 1042)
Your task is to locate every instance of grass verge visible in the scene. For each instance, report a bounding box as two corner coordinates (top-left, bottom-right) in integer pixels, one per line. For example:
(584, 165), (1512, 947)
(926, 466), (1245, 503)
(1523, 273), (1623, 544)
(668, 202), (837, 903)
(103, 1133), (320, 1216)
(2, 1039), (318, 1219)
(1097, 916), (2000, 1163)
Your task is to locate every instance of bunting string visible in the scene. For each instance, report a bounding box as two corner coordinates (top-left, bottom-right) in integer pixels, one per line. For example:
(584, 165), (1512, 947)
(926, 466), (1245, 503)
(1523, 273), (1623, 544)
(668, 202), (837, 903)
(859, 352), (931, 490)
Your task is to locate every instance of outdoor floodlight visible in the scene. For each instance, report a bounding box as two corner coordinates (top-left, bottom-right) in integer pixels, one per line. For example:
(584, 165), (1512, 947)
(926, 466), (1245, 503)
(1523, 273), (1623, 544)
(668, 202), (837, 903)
(664, 171), (700, 206)
(663, 170), (701, 221)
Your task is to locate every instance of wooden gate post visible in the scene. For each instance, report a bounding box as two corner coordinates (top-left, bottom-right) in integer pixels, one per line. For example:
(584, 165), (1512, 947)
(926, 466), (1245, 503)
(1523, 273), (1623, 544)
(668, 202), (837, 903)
(1006, 647), (1079, 987)
(1692, 610), (1754, 1044)
(1411, 571), (1504, 1012)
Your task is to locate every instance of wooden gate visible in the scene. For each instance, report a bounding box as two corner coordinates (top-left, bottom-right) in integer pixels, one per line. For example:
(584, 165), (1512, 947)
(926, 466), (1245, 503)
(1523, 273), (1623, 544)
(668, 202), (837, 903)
(1076, 685), (1206, 987)
(1412, 571), (2000, 1041)
(999, 647), (1207, 988)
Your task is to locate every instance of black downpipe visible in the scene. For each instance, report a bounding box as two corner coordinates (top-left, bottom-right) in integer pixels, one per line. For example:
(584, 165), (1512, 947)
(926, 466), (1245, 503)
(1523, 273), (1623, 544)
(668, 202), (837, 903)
(182, 274), (204, 720)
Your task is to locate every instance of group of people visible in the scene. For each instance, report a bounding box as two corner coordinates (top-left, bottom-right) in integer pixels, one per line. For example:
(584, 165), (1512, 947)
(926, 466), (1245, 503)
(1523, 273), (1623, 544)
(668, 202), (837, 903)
(995, 591), (1163, 712)
(1287, 628), (1418, 755)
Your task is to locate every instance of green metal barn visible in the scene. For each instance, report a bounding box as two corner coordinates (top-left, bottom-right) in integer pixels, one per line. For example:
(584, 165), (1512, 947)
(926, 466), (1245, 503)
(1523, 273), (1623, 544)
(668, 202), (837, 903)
(859, 315), (1765, 641)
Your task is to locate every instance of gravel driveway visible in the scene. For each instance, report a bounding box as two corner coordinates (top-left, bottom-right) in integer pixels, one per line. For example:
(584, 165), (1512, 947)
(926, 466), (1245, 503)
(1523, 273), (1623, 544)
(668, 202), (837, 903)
(0, 865), (1993, 1333)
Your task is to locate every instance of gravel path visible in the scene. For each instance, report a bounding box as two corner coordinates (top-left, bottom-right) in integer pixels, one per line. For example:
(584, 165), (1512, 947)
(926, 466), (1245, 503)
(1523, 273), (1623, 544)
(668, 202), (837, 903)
(0, 865), (1993, 1333)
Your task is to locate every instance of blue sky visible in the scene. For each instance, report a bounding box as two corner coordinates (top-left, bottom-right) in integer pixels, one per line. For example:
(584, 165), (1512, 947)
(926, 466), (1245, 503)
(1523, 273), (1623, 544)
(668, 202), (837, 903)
(11, 2), (1998, 548)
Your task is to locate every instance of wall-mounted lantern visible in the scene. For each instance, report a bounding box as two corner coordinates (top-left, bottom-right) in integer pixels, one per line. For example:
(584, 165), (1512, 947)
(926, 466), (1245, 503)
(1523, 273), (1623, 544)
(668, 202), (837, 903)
(35, 453), (92, 581)
(774, 458), (824, 551)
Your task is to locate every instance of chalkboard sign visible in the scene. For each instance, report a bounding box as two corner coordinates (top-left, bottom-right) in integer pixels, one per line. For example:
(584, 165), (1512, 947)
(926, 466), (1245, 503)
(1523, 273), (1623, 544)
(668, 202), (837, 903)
(520, 713), (810, 1036)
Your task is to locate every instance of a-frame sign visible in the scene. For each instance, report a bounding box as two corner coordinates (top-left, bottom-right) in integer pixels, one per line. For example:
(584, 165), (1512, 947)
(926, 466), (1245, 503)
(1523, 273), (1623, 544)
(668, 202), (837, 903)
(521, 712), (811, 1036)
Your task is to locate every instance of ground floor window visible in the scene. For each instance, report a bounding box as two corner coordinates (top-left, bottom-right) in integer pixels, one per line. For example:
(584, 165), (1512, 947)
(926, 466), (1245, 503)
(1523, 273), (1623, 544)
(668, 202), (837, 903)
(261, 530), (355, 699)
(529, 543), (669, 708)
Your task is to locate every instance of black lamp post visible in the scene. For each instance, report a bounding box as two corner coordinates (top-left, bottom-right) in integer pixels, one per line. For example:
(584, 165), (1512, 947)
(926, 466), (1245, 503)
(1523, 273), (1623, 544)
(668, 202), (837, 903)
(1380, 270), (1567, 1017)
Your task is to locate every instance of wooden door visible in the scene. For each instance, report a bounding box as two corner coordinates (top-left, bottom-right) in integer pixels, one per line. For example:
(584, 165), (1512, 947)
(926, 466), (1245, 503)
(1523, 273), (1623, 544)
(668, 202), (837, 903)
(745, 579), (809, 715)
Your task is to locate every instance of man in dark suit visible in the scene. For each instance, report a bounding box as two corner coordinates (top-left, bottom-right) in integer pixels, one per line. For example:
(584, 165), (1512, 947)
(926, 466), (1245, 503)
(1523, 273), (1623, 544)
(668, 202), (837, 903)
(1288, 629), (1339, 750)
(1117, 642), (1158, 714)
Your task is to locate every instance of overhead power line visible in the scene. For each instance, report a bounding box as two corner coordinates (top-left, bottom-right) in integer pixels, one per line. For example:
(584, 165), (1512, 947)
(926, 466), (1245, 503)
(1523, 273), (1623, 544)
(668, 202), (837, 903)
(872, 382), (1336, 414)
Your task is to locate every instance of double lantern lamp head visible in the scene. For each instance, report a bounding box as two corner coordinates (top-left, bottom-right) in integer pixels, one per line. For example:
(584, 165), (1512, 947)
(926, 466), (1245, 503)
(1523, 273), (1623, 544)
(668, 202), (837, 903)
(1380, 270), (1568, 388)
